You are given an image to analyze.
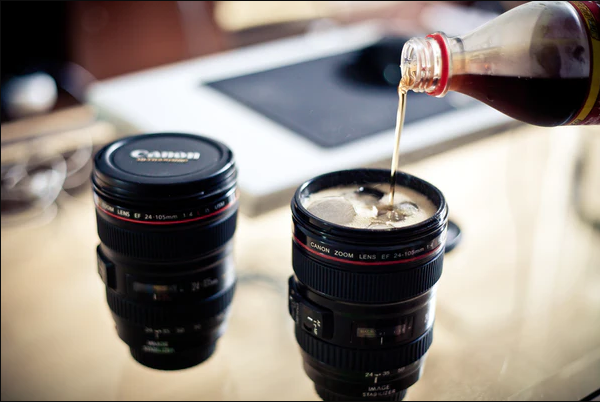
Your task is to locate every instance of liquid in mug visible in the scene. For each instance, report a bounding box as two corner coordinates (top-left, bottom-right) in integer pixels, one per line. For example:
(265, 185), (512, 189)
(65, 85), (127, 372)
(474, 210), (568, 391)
(303, 183), (436, 229)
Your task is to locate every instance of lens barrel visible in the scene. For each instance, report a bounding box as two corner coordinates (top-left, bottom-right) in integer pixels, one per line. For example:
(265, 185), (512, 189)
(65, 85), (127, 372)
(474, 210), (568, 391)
(93, 133), (238, 370)
(289, 169), (448, 401)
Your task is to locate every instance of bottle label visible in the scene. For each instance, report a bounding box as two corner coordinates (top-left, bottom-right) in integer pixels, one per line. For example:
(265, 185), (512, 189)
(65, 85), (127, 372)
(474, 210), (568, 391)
(569, 1), (600, 125)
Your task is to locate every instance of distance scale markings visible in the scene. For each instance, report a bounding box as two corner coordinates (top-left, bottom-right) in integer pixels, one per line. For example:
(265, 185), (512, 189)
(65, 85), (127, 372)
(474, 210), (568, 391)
(144, 322), (204, 339)
(142, 311), (228, 340)
(363, 362), (419, 392)
(132, 277), (221, 301)
(128, 264), (235, 303)
(362, 371), (400, 397)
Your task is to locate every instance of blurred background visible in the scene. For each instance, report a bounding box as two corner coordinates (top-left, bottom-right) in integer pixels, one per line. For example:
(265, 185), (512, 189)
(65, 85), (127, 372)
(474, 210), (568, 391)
(2, 2), (599, 401)
(1, 0), (525, 222)
(1, 1), (517, 87)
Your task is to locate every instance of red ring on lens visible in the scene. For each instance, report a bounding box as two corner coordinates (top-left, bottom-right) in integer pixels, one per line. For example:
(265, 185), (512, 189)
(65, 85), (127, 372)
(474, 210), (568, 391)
(97, 198), (237, 225)
(293, 235), (442, 265)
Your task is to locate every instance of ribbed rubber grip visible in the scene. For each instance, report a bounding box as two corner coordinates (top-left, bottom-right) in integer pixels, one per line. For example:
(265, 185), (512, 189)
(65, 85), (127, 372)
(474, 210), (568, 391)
(96, 208), (237, 260)
(315, 386), (407, 401)
(296, 326), (433, 372)
(106, 284), (235, 327)
(292, 242), (444, 303)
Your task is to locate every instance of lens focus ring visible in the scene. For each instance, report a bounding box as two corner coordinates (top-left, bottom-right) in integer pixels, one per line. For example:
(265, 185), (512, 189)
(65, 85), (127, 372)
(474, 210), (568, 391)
(295, 325), (434, 372)
(106, 284), (236, 327)
(96, 209), (238, 260)
(293, 242), (444, 303)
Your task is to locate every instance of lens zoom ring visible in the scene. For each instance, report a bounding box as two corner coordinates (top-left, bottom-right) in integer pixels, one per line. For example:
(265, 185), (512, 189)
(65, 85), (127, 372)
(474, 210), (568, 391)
(296, 326), (433, 372)
(106, 284), (236, 327)
(96, 209), (237, 260)
(293, 244), (444, 303)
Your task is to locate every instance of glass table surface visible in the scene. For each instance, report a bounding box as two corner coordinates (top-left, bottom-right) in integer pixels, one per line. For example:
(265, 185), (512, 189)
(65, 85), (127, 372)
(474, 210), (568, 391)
(2, 125), (599, 401)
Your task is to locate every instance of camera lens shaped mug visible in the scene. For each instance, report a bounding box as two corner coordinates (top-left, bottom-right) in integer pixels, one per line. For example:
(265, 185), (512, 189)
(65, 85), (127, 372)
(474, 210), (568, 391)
(92, 133), (238, 370)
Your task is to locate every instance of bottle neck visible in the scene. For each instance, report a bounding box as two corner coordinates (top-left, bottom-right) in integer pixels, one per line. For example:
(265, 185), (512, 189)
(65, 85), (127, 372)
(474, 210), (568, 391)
(401, 32), (463, 97)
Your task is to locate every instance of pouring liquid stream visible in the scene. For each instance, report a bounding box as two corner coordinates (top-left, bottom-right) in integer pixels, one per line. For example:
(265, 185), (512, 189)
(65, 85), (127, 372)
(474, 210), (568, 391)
(388, 87), (408, 210)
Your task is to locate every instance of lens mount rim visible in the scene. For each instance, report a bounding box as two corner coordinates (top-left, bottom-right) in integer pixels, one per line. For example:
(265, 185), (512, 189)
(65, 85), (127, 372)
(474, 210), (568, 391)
(129, 342), (217, 371)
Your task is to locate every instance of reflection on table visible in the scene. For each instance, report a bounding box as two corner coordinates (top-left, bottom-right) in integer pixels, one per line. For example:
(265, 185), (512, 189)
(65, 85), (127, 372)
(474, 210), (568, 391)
(1, 125), (599, 401)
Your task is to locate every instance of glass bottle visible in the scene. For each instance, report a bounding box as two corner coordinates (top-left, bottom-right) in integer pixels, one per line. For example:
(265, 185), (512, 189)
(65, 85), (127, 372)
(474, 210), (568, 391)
(400, 1), (600, 126)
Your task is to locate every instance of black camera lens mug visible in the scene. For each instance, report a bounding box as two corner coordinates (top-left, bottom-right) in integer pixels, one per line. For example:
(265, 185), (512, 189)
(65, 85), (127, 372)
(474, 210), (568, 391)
(289, 169), (449, 401)
(92, 133), (238, 370)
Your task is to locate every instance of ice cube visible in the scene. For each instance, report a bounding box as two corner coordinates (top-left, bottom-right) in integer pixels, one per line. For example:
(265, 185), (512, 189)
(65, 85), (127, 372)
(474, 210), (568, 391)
(397, 201), (419, 217)
(307, 197), (356, 225)
(385, 210), (406, 222)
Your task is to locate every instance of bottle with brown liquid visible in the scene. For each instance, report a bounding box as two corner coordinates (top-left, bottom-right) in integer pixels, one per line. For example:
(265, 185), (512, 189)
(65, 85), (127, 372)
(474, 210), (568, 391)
(400, 1), (600, 126)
